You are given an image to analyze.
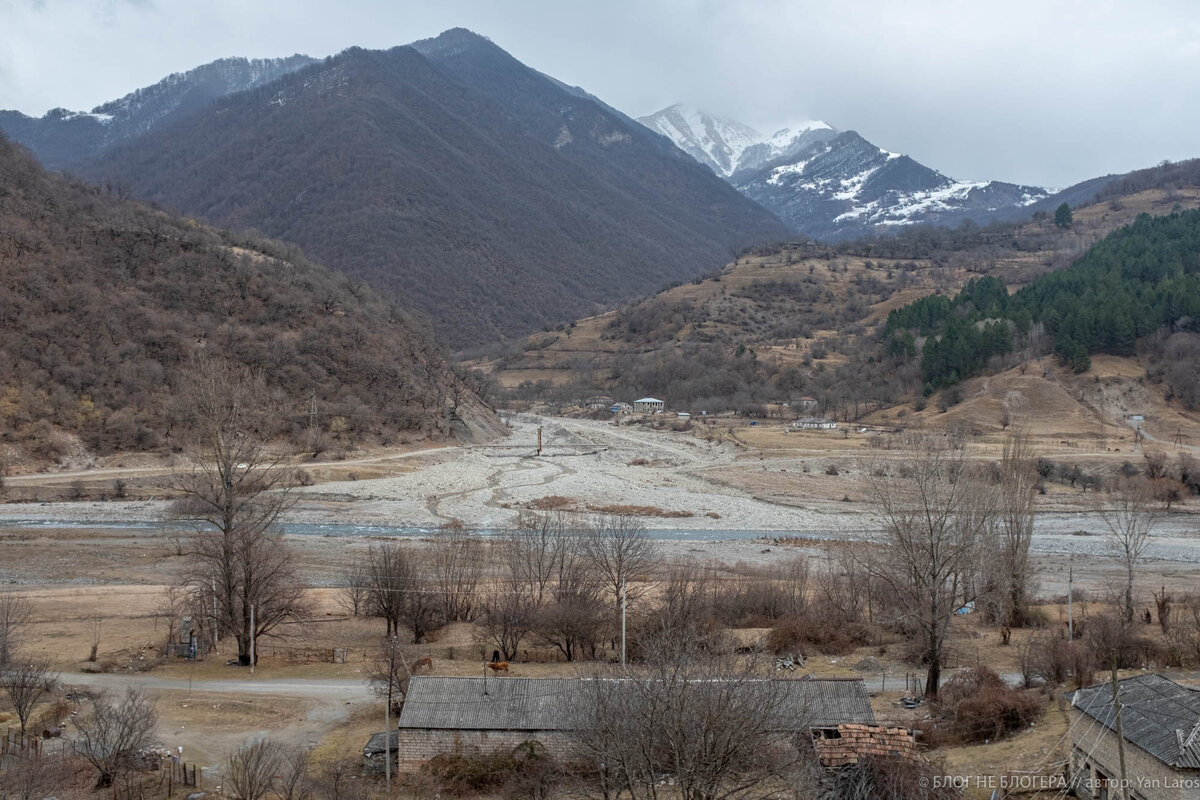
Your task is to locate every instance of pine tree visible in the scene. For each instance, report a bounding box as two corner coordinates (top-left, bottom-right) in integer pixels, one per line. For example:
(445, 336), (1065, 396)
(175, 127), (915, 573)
(1055, 202), (1073, 229)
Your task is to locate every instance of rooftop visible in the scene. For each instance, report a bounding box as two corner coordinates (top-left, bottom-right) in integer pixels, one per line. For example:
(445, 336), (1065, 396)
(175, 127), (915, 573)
(1068, 673), (1200, 769)
(397, 675), (875, 732)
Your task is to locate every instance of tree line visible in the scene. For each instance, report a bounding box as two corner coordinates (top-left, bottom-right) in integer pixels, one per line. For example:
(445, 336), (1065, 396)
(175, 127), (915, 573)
(884, 209), (1200, 390)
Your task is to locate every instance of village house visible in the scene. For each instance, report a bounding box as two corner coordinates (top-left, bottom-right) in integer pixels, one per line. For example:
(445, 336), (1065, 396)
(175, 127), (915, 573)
(633, 397), (665, 413)
(794, 417), (837, 430)
(792, 396), (818, 412)
(365, 675), (876, 775)
(1066, 674), (1200, 800)
(584, 395), (614, 410)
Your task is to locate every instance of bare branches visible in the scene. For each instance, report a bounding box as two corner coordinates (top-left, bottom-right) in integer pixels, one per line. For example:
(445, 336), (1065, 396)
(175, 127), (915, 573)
(571, 643), (805, 800)
(1098, 476), (1159, 622)
(226, 738), (285, 800)
(864, 433), (998, 698)
(0, 593), (31, 665)
(73, 687), (159, 789)
(170, 356), (307, 665)
(993, 429), (1038, 626)
(0, 658), (57, 735)
(429, 523), (482, 622)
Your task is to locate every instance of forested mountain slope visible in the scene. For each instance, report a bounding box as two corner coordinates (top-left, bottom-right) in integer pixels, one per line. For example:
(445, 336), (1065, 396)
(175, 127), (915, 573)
(27, 31), (789, 347)
(481, 181), (1200, 420)
(0, 136), (497, 468)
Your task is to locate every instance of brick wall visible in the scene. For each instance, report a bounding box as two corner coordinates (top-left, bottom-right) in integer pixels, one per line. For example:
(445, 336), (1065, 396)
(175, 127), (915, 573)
(1068, 707), (1200, 800)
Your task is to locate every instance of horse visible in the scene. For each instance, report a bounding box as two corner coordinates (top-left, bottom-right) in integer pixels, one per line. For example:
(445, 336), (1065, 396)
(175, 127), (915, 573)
(412, 657), (433, 672)
(487, 661), (510, 673)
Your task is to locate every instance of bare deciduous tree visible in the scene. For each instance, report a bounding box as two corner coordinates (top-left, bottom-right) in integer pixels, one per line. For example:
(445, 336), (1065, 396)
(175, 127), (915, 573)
(430, 523), (482, 622)
(995, 430), (1038, 626)
(581, 515), (659, 625)
(73, 687), (159, 789)
(276, 745), (314, 800)
(865, 434), (998, 698)
(364, 543), (439, 642)
(1098, 477), (1159, 623)
(481, 590), (534, 661)
(226, 738), (285, 800)
(0, 593), (31, 665)
(571, 634), (808, 800)
(170, 358), (308, 665)
(0, 658), (57, 735)
(501, 511), (575, 605)
(337, 560), (370, 618)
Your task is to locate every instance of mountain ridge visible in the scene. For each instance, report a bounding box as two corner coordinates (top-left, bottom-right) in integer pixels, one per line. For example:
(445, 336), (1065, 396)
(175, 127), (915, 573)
(29, 33), (789, 346)
(0, 54), (316, 170)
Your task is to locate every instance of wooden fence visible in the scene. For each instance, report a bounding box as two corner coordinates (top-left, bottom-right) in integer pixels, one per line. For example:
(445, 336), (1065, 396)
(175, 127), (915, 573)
(157, 759), (203, 793)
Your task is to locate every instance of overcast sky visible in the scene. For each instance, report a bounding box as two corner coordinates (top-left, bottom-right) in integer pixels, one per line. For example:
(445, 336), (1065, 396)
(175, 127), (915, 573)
(1, 0), (1197, 187)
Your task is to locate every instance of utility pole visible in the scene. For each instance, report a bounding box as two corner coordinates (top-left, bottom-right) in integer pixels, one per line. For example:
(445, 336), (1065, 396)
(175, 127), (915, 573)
(537, 427), (543, 456)
(385, 637), (397, 792)
(211, 576), (218, 645)
(620, 577), (627, 667)
(1067, 559), (1074, 641)
(249, 604), (255, 675)
(1111, 657), (1129, 800)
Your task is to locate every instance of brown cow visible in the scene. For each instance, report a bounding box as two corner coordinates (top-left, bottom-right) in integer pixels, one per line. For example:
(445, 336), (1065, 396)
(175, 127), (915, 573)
(486, 661), (510, 673)
(412, 657), (433, 672)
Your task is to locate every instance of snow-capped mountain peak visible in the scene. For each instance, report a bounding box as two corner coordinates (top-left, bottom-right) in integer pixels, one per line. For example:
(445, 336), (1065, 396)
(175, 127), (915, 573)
(637, 104), (837, 178)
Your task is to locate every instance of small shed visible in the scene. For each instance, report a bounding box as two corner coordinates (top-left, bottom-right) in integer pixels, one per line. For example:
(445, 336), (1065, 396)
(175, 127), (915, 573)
(633, 397), (665, 414)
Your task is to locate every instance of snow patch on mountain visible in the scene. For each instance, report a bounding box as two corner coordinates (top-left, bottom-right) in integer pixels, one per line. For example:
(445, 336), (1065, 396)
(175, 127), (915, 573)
(637, 104), (838, 178)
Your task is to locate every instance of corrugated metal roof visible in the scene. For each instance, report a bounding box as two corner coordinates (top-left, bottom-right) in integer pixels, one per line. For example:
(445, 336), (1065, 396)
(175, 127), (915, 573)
(1068, 673), (1200, 769)
(397, 675), (874, 732)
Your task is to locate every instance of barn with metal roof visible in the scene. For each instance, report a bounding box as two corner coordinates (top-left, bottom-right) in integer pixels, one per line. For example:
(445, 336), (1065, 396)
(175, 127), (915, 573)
(1066, 673), (1200, 799)
(365, 675), (875, 774)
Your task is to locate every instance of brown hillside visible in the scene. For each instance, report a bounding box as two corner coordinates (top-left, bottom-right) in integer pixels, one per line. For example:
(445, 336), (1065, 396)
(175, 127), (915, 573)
(0, 136), (499, 472)
(481, 187), (1200, 424)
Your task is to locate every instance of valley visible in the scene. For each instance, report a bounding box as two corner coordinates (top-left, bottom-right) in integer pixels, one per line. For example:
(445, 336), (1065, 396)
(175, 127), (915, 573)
(3, 13), (1200, 800)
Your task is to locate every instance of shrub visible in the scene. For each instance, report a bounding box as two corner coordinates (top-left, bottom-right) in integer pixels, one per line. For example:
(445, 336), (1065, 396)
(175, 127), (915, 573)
(425, 742), (558, 799)
(935, 666), (1045, 744)
(768, 613), (873, 656)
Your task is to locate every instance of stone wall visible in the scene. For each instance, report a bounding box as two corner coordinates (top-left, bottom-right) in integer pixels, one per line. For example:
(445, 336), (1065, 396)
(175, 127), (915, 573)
(365, 729), (573, 775)
(1068, 707), (1200, 800)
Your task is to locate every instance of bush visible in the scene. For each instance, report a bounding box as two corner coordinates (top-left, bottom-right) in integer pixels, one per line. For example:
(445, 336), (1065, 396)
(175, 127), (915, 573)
(768, 613), (874, 656)
(935, 666), (1045, 744)
(425, 742), (558, 798)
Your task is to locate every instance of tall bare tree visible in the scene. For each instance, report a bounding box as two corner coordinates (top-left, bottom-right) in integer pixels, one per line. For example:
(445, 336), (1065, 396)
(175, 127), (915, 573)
(580, 514), (659, 628)
(866, 434), (997, 698)
(0, 593), (31, 665)
(170, 357), (307, 665)
(0, 658), (57, 735)
(430, 523), (482, 622)
(501, 511), (575, 605)
(1098, 477), (1160, 623)
(365, 543), (439, 642)
(995, 430), (1038, 626)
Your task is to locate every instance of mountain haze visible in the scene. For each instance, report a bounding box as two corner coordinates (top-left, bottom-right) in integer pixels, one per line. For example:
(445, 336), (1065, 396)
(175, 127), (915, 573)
(4, 32), (790, 347)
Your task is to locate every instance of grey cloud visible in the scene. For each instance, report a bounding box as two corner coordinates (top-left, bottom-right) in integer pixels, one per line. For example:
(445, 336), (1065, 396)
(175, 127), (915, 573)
(0, 0), (1197, 187)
